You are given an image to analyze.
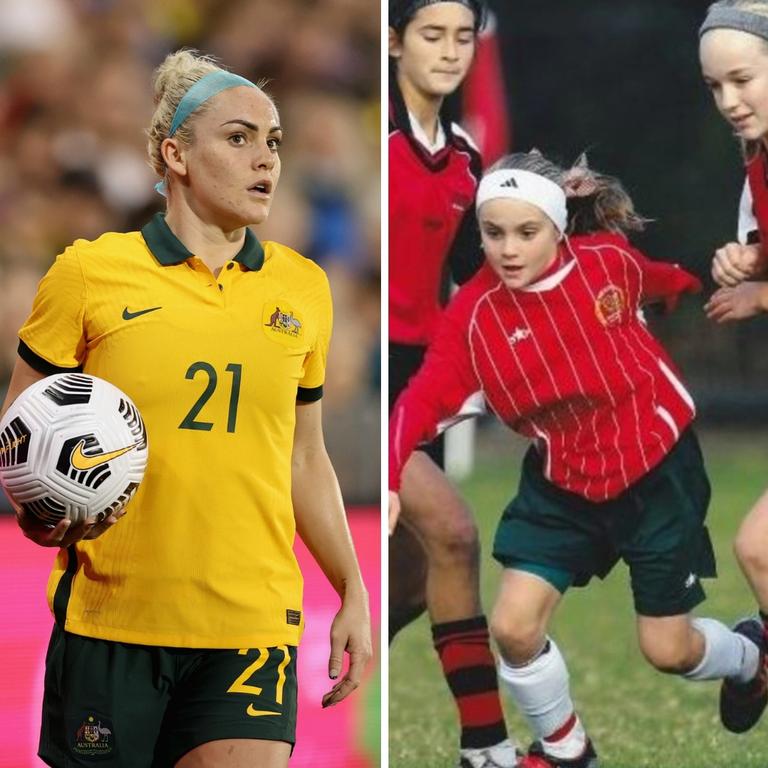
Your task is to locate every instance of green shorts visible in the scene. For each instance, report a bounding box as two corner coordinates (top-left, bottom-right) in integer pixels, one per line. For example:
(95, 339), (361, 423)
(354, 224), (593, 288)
(39, 625), (298, 768)
(493, 429), (717, 617)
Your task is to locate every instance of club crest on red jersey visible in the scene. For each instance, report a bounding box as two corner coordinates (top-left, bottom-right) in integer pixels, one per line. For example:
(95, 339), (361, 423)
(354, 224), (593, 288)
(595, 285), (626, 327)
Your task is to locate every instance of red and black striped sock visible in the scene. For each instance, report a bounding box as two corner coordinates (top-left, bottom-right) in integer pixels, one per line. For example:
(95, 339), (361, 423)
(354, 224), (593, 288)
(432, 615), (508, 750)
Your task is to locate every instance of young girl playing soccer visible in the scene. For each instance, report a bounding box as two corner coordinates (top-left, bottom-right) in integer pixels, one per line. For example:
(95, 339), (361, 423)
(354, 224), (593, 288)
(389, 1), (518, 765)
(390, 150), (766, 767)
(699, 0), (768, 734)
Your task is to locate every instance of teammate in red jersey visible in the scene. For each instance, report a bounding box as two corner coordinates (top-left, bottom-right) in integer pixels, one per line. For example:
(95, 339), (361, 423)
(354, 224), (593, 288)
(389, 2), (519, 767)
(390, 150), (767, 768)
(699, 0), (768, 734)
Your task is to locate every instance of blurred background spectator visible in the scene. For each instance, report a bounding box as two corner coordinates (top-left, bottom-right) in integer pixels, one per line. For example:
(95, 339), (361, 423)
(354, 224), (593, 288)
(0, 0), (381, 507)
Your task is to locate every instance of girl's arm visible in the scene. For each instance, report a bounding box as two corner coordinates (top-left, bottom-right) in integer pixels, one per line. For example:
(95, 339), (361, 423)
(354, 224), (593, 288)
(389, 300), (482, 494)
(616, 240), (702, 312)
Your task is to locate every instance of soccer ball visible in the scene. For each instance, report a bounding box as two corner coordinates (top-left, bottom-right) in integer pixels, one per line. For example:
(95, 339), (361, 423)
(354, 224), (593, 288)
(0, 373), (148, 525)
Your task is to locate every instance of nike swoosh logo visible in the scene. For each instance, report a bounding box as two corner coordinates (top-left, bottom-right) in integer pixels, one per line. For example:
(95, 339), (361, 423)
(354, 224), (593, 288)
(122, 306), (162, 320)
(246, 705), (281, 717)
(70, 440), (137, 471)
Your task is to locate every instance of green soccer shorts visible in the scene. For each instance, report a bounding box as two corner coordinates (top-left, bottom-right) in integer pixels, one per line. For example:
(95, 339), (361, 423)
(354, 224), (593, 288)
(39, 626), (298, 767)
(493, 429), (716, 617)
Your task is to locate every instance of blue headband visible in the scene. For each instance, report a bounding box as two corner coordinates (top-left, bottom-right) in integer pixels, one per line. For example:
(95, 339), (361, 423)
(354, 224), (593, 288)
(156, 70), (257, 196)
(169, 70), (256, 136)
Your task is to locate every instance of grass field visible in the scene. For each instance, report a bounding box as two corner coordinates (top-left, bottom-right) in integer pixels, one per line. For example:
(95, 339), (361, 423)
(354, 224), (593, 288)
(389, 428), (768, 768)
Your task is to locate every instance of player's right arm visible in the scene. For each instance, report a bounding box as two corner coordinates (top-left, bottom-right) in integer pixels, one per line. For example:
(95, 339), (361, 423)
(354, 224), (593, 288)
(389, 294), (482, 513)
(4, 249), (121, 547)
(0, 357), (46, 418)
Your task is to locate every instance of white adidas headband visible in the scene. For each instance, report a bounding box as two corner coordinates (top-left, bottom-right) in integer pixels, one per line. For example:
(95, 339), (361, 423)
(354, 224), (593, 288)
(476, 169), (568, 234)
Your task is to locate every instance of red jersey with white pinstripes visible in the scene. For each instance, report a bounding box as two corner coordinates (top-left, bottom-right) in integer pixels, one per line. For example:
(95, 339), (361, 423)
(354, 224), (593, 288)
(390, 232), (700, 502)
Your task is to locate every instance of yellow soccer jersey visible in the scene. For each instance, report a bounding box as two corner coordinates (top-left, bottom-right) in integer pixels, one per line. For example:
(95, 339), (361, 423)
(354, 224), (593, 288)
(18, 214), (332, 648)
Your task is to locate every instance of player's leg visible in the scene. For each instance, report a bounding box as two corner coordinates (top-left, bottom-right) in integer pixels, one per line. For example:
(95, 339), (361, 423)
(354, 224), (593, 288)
(400, 451), (480, 621)
(160, 646), (298, 768)
(387, 343), (432, 643)
(39, 625), (169, 768)
(636, 612), (765, 734)
(399, 451), (517, 766)
(175, 740), (291, 768)
(623, 429), (767, 733)
(388, 521), (427, 642)
(733, 487), (768, 625)
(491, 446), (605, 767)
(724, 488), (768, 731)
(493, 569), (596, 768)
(637, 613), (759, 678)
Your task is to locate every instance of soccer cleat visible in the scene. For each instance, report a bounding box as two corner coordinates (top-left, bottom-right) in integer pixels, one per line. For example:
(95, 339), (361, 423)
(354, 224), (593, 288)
(719, 617), (768, 733)
(459, 738), (521, 768)
(518, 739), (599, 768)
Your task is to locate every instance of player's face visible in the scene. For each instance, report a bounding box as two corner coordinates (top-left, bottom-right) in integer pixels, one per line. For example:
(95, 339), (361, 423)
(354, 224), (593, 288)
(184, 86), (282, 228)
(479, 199), (561, 290)
(390, 3), (476, 99)
(701, 29), (768, 142)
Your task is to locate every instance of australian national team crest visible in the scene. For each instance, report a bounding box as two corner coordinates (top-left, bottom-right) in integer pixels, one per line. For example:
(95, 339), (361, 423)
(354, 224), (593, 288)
(263, 301), (304, 339)
(72, 714), (114, 756)
(594, 285), (626, 327)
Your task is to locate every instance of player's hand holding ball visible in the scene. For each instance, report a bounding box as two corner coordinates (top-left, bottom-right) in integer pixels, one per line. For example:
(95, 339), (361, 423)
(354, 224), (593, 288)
(0, 373), (148, 547)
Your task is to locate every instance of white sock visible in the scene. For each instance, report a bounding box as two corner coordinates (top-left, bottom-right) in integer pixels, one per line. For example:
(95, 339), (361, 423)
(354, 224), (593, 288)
(542, 713), (588, 761)
(684, 617), (759, 683)
(498, 638), (586, 759)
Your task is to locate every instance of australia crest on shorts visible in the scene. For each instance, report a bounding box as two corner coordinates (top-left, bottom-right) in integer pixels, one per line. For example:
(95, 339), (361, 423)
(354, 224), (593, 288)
(73, 714), (114, 756)
(594, 284), (626, 327)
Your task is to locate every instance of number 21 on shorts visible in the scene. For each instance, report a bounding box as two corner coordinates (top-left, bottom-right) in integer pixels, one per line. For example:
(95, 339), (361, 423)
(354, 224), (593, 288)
(227, 646), (292, 717)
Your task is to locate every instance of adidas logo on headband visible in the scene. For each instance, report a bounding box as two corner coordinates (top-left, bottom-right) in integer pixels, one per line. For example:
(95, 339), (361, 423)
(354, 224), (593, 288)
(475, 169), (568, 234)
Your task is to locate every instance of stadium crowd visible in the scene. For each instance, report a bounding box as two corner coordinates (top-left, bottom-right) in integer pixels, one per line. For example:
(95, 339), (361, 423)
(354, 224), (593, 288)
(0, 0), (381, 505)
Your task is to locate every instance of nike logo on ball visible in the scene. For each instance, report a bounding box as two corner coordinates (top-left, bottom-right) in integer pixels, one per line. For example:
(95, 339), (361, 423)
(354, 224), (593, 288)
(122, 306), (162, 320)
(70, 440), (137, 471)
(246, 705), (281, 717)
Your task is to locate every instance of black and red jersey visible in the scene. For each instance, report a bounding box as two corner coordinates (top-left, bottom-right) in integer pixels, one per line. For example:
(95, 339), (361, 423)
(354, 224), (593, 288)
(388, 77), (484, 346)
(390, 232), (702, 501)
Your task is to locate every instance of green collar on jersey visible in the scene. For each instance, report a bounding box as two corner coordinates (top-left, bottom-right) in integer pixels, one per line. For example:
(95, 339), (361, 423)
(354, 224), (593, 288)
(141, 213), (265, 271)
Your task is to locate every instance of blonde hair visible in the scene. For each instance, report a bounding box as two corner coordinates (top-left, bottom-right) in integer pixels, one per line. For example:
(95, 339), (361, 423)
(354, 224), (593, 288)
(703, 2), (768, 158)
(488, 151), (648, 236)
(146, 49), (272, 181)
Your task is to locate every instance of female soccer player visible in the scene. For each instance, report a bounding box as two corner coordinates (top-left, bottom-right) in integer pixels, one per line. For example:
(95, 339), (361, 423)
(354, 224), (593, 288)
(389, 1), (518, 765)
(389, 151), (766, 767)
(1, 50), (371, 768)
(699, 0), (768, 735)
